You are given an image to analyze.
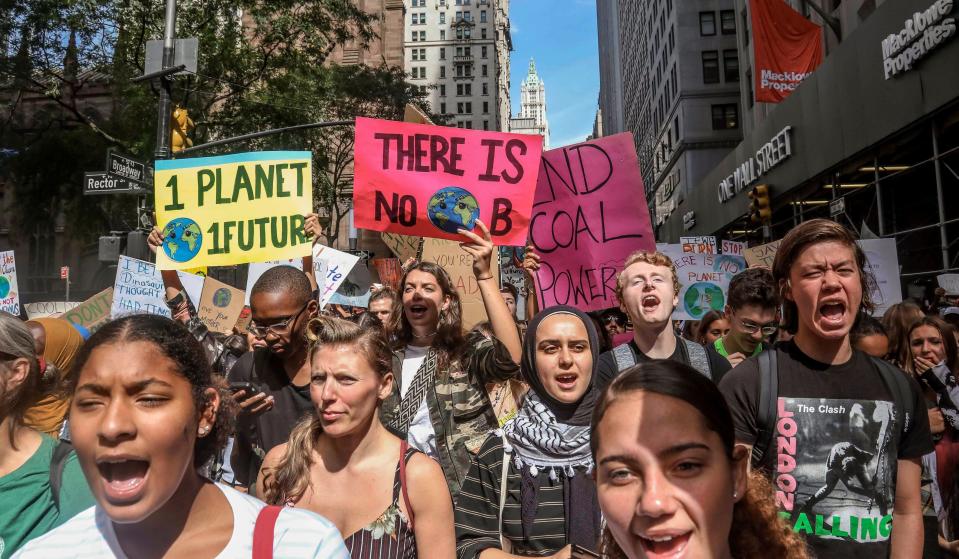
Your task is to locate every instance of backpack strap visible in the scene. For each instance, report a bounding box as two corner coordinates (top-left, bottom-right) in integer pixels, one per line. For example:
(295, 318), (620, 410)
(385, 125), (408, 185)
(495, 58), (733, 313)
(252, 505), (283, 559)
(681, 338), (712, 379)
(398, 440), (415, 532)
(871, 357), (915, 441)
(751, 349), (779, 469)
(498, 437), (513, 553)
(612, 343), (636, 372)
(49, 439), (74, 509)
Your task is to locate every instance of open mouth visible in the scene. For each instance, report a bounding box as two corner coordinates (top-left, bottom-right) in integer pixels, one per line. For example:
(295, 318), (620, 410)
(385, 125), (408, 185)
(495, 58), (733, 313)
(639, 531), (691, 558)
(408, 303), (428, 319)
(97, 457), (150, 504)
(642, 295), (661, 313)
(554, 373), (578, 390)
(818, 300), (847, 326)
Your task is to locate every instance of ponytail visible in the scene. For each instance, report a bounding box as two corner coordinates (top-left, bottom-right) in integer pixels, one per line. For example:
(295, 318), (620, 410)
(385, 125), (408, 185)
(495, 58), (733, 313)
(260, 414), (323, 505)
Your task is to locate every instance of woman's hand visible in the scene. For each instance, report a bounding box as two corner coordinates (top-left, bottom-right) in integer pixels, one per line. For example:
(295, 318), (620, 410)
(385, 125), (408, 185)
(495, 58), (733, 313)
(914, 355), (937, 375)
(304, 213), (322, 243)
(521, 244), (541, 275)
(929, 407), (946, 435)
(147, 226), (163, 254)
(458, 219), (495, 280)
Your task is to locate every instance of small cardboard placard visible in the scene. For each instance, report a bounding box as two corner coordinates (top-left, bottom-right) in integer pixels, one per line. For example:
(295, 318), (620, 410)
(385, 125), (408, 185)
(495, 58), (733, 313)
(197, 277), (246, 334)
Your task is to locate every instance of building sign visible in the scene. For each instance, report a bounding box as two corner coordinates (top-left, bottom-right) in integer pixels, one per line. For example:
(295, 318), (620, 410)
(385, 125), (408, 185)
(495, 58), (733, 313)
(718, 126), (793, 203)
(654, 169), (680, 226)
(751, 0), (824, 103)
(882, 0), (956, 79)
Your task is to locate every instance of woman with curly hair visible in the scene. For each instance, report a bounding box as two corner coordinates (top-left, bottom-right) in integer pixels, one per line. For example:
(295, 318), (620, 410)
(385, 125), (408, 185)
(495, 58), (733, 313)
(15, 314), (347, 558)
(591, 360), (809, 559)
(258, 316), (454, 558)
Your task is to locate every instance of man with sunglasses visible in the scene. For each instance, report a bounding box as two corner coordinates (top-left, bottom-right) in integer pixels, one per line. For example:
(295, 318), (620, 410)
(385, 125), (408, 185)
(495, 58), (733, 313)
(227, 265), (318, 490)
(707, 267), (781, 383)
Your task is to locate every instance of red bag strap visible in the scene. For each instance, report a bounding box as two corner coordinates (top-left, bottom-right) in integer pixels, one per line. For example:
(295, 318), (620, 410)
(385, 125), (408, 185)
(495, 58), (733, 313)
(399, 440), (415, 531)
(252, 505), (283, 559)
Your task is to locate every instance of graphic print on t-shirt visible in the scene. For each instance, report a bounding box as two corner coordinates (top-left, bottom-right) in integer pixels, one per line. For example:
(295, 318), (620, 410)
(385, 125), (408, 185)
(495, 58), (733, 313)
(774, 397), (896, 544)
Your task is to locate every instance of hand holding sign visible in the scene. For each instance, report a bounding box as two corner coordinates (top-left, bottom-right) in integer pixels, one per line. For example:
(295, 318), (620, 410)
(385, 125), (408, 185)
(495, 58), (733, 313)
(457, 219), (495, 279)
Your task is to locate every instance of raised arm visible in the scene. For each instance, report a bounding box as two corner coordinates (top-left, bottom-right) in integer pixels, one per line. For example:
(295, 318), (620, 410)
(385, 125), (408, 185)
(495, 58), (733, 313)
(522, 244), (541, 320)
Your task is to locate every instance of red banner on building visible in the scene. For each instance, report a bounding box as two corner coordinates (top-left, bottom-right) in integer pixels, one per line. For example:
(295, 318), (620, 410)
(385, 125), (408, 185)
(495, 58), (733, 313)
(751, 0), (824, 103)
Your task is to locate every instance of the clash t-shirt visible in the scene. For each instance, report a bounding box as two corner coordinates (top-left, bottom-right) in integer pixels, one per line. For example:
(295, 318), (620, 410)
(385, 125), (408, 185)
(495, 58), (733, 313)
(719, 340), (933, 558)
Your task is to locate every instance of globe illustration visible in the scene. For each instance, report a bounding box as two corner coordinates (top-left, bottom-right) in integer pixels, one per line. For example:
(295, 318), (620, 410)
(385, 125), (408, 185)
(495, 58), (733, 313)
(0, 275), (9, 299)
(212, 288), (232, 308)
(683, 282), (725, 319)
(161, 218), (203, 263)
(427, 186), (480, 234)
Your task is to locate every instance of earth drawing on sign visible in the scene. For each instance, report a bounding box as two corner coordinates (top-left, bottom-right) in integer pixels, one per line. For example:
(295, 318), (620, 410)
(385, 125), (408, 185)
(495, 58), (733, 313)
(212, 288), (232, 308)
(427, 186), (480, 234)
(0, 275), (9, 299)
(683, 282), (725, 319)
(162, 218), (203, 263)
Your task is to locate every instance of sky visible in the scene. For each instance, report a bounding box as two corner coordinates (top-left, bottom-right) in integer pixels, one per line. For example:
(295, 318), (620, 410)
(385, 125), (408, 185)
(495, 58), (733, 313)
(508, 0), (599, 148)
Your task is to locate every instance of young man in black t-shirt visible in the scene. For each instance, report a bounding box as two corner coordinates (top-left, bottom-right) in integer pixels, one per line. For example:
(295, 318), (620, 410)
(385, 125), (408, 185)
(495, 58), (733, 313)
(595, 251), (723, 391)
(720, 219), (932, 558)
(227, 265), (318, 488)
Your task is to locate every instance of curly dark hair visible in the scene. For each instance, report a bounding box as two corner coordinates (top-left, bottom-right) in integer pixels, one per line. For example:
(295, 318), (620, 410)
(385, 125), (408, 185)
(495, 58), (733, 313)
(591, 360), (810, 559)
(71, 314), (233, 469)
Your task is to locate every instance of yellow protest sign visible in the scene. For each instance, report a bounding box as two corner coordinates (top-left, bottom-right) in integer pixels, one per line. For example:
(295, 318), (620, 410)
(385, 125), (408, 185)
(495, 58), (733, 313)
(154, 151), (313, 270)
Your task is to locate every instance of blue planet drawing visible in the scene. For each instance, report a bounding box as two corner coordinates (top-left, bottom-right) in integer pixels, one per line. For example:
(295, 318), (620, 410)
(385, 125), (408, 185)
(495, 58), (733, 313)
(162, 217), (203, 263)
(427, 186), (480, 234)
(683, 282), (725, 319)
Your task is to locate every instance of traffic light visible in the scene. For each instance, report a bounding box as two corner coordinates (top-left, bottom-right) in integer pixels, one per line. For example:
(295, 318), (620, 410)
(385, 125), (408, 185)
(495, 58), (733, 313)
(748, 184), (772, 224)
(171, 106), (194, 153)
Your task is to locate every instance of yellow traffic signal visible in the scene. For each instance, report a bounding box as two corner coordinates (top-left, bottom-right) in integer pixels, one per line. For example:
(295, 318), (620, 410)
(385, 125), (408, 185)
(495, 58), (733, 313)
(171, 106), (194, 153)
(748, 184), (772, 224)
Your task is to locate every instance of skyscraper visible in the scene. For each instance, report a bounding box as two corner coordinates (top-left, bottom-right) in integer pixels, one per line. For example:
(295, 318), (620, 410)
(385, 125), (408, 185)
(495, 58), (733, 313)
(403, 0), (512, 131)
(509, 58), (549, 149)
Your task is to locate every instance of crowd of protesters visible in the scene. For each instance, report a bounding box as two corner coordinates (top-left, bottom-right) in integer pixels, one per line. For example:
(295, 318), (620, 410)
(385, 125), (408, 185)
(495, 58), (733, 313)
(3, 217), (959, 558)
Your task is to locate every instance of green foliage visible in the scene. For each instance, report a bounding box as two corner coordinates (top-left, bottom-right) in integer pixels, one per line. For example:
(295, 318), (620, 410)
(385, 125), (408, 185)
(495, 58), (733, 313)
(0, 0), (436, 243)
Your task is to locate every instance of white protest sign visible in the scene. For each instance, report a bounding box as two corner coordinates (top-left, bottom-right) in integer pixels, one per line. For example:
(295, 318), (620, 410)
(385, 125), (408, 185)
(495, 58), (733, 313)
(937, 274), (959, 296)
(680, 236), (717, 255)
(328, 261), (373, 308)
(313, 245), (360, 308)
(658, 244), (745, 321)
(245, 258), (302, 306)
(177, 270), (206, 307)
(0, 251), (20, 315)
(858, 238), (902, 316)
(722, 240), (747, 256)
(24, 301), (81, 319)
(111, 256), (172, 318)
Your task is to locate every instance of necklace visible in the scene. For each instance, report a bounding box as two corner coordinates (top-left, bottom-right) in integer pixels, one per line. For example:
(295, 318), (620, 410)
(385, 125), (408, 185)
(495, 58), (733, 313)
(412, 330), (437, 339)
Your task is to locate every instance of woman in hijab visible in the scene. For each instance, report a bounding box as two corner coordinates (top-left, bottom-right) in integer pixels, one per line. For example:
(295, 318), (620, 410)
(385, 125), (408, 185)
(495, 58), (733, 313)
(23, 318), (84, 437)
(455, 306), (602, 559)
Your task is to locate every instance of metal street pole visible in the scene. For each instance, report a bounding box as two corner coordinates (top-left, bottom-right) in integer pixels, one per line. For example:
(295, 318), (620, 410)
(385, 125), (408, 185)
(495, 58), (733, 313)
(154, 0), (177, 160)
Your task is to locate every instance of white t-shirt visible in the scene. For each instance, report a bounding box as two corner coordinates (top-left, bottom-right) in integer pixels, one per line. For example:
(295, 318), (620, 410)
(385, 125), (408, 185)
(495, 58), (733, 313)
(402, 344), (438, 458)
(13, 483), (349, 558)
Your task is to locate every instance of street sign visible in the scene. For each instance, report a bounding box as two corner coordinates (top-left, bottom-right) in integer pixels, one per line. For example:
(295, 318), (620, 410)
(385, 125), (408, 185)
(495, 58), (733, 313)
(60, 266), (69, 280)
(144, 38), (199, 75)
(83, 172), (148, 196)
(829, 198), (845, 217)
(106, 150), (148, 185)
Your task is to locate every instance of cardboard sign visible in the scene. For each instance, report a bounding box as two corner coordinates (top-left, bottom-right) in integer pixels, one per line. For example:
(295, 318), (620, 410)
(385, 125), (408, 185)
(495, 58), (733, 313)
(197, 276), (246, 334)
(680, 236), (717, 255)
(420, 237), (499, 330)
(938, 274), (959, 296)
(245, 258), (303, 306)
(353, 117), (543, 245)
(722, 240), (747, 256)
(328, 262), (373, 308)
(24, 301), (81, 319)
(0, 251), (20, 315)
(744, 240), (782, 268)
(499, 247), (527, 321)
(62, 288), (114, 332)
(530, 134), (655, 312)
(154, 151), (313, 270)
(111, 256), (172, 319)
(858, 238), (902, 316)
(381, 232), (422, 262)
(372, 258), (403, 290)
(659, 245), (743, 321)
(313, 245), (360, 308)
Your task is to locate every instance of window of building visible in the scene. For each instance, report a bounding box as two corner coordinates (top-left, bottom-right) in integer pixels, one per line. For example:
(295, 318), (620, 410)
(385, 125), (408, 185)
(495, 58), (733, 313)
(455, 10), (462, 21)
(441, 66), (447, 78)
(419, 30), (426, 41)
(746, 69), (754, 108)
(483, 101), (489, 113)
(711, 104), (739, 130)
(440, 29), (446, 40)
(464, 11), (472, 21)
(699, 12), (716, 36)
(721, 10), (736, 34)
(439, 11), (445, 24)
(441, 102), (447, 113)
(440, 47), (446, 59)
(465, 121), (472, 129)
(482, 83), (488, 95)
(440, 84), (446, 96)
(482, 64), (488, 77)
(465, 83), (472, 95)
(702, 51), (719, 84)
(483, 120), (489, 130)
(480, 10), (487, 22)
(742, 9), (750, 45)
(457, 102), (464, 113)
(457, 83), (463, 95)
(673, 116), (680, 141)
(411, 31), (418, 42)
(723, 50), (739, 82)
(481, 27), (487, 39)
(482, 46), (488, 58)
(412, 49), (419, 61)
(465, 102), (472, 113)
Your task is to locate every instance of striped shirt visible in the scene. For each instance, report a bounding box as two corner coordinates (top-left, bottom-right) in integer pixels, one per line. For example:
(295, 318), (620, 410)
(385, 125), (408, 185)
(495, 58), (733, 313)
(13, 483), (349, 558)
(455, 436), (570, 558)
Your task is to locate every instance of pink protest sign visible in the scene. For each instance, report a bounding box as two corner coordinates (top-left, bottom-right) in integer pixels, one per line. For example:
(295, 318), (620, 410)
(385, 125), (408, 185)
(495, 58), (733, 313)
(530, 133), (655, 312)
(353, 117), (543, 245)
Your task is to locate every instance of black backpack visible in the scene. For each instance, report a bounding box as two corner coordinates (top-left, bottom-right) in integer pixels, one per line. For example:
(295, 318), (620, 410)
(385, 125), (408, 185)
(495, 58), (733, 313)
(750, 348), (916, 470)
(49, 439), (74, 508)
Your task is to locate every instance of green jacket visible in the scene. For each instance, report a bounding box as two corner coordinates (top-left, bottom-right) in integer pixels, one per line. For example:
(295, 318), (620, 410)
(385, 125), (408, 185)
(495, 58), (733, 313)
(386, 333), (519, 497)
